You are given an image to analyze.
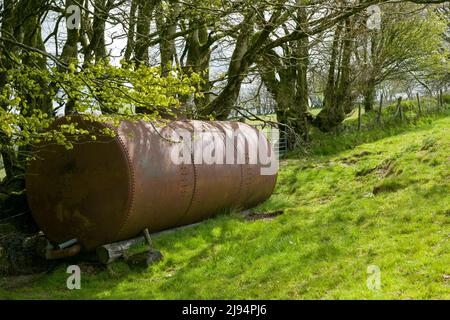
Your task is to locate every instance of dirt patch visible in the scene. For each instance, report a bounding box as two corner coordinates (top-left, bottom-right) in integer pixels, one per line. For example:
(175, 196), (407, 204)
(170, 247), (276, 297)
(356, 159), (396, 178)
(376, 160), (397, 178)
(0, 273), (47, 291)
(373, 181), (406, 195)
(245, 210), (284, 221)
(420, 138), (437, 151)
(77, 262), (105, 275)
(341, 151), (372, 165)
(341, 158), (358, 165)
(356, 151), (372, 157)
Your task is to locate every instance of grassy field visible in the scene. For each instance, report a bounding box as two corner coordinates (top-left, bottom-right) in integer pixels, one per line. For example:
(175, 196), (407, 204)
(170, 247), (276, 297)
(1, 112), (449, 299)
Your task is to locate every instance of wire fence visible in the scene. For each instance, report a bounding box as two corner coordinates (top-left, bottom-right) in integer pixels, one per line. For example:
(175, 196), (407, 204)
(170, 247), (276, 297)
(250, 123), (288, 157)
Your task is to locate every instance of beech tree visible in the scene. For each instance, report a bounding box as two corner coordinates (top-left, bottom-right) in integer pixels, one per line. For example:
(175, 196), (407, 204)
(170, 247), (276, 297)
(356, 3), (447, 112)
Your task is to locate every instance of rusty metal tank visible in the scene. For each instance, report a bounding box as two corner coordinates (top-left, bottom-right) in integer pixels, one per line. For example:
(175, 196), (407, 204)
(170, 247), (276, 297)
(26, 117), (277, 251)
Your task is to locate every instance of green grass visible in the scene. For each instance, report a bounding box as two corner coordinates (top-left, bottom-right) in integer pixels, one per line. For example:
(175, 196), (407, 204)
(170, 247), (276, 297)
(1, 113), (449, 299)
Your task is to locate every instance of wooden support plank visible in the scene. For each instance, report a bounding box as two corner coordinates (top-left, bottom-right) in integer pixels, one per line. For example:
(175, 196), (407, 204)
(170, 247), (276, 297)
(96, 223), (201, 264)
(96, 237), (144, 265)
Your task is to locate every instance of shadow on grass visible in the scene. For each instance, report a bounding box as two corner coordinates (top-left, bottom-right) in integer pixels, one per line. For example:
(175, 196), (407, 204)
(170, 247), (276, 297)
(0, 204), (351, 299)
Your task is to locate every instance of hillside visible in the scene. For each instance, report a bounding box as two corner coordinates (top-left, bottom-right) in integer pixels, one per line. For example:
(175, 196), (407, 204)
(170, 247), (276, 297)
(1, 113), (449, 299)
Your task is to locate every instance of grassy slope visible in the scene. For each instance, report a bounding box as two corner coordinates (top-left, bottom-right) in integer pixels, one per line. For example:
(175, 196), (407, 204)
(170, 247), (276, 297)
(1, 114), (449, 300)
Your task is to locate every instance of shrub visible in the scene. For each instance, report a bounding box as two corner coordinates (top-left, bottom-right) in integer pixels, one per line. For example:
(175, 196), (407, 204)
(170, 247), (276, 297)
(442, 93), (450, 105)
(385, 99), (418, 113)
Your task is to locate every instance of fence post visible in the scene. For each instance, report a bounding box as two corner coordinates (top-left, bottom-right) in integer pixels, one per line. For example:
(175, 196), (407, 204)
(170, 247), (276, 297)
(304, 115), (310, 143)
(400, 103), (404, 121)
(377, 94), (383, 124)
(416, 93), (422, 116)
(358, 103), (362, 131)
(395, 97), (403, 120)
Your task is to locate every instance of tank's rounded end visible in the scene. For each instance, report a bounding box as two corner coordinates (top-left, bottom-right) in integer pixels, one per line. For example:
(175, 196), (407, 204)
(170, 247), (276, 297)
(26, 117), (132, 251)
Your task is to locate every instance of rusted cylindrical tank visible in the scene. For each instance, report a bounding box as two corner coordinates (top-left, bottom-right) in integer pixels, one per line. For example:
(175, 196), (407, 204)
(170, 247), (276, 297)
(26, 117), (277, 251)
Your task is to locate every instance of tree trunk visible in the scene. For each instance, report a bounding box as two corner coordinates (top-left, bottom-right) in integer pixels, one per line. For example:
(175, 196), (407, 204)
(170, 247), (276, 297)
(416, 93), (422, 115)
(363, 79), (376, 113)
(377, 93), (383, 123)
(200, 16), (254, 119)
(156, 0), (181, 76)
(313, 23), (346, 131)
(313, 19), (355, 132)
(256, 8), (310, 149)
(185, 24), (213, 113)
(0, 0), (19, 182)
(124, 0), (138, 63)
(134, 0), (158, 66)
(0, 145), (21, 183)
(84, 0), (115, 114)
(85, 0), (114, 64)
(61, 0), (80, 115)
(293, 7), (310, 142)
(358, 104), (362, 131)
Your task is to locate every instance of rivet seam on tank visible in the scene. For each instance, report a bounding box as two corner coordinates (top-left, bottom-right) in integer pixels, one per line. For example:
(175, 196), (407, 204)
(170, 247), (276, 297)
(108, 123), (135, 241)
(237, 126), (246, 207)
(175, 121), (198, 225)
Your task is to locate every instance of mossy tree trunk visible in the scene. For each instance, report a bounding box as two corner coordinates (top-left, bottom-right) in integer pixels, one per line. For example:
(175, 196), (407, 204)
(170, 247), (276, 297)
(184, 24), (213, 114)
(200, 14), (254, 119)
(257, 8), (310, 149)
(156, 0), (181, 76)
(363, 78), (377, 113)
(313, 19), (355, 132)
(133, 0), (158, 66)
